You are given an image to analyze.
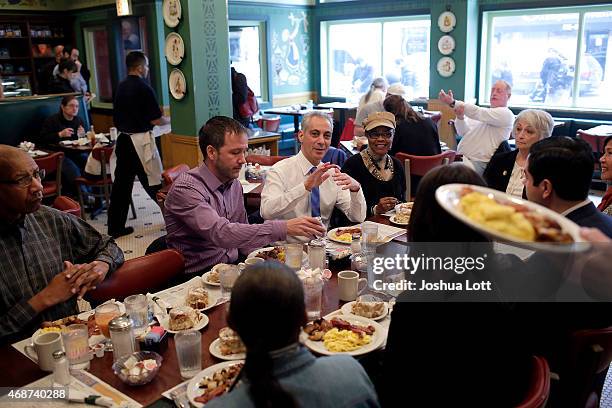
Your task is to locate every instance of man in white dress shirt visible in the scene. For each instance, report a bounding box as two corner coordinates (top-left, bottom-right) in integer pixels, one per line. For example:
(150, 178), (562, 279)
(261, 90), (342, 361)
(439, 80), (515, 175)
(261, 111), (367, 240)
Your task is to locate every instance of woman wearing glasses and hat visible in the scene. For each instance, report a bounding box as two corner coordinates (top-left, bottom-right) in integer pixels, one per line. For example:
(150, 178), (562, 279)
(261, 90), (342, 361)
(341, 111), (405, 216)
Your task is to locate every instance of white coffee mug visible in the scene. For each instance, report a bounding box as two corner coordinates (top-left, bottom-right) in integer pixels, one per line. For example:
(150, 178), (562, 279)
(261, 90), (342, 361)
(24, 331), (64, 371)
(239, 257), (265, 270)
(338, 270), (367, 302)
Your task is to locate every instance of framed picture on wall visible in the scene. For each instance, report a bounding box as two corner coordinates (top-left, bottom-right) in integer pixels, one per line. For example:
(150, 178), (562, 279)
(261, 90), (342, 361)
(121, 17), (143, 51)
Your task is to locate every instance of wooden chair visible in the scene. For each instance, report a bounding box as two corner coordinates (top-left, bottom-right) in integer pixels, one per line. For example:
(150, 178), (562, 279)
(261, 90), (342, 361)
(339, 117), (356, 144)
(74, 146), (136, 220)
(86, 249), (184, 304)
(256, 115), (280, 132)
(52, 195), (81, 218)
(161, 163), (190, 186)
(395, 150), (457, 200)
(35, 151), (64, 200)
(515, 356), (551, 408)
(157, 163), (190, 209)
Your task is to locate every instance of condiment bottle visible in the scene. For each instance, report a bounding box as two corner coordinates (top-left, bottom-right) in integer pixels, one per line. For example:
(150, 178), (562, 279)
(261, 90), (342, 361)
(52, 350), (71, 385)
(88, 125), (96, 146)
(350, 233), (367, 275)
(109, 315), (135, 362)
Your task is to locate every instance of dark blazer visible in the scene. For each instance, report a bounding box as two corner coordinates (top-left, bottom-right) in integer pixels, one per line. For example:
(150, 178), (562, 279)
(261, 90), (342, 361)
(566, 202), (612, 238)
(483, 149), (518, 193)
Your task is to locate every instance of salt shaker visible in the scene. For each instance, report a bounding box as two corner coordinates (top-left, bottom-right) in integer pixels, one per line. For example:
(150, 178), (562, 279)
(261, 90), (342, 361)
(52, 350), (71, 386)
(109, 315), (135, 362)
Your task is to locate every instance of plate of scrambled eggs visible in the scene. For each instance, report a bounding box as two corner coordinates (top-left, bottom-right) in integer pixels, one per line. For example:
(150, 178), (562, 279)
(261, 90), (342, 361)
(327, 227), (361, 244)
(435, 184), (588, 252)
(300, 315), (385, 356)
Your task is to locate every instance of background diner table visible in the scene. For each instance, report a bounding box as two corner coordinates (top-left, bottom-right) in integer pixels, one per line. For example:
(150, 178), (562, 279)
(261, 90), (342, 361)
(264, 106), (334, 136)
(315, 101), (358, 134)
(1, 216), (407, 407)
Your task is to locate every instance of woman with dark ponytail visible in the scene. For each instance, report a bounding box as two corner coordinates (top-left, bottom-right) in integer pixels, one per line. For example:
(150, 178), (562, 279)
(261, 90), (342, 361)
(206, 262), (380, 408)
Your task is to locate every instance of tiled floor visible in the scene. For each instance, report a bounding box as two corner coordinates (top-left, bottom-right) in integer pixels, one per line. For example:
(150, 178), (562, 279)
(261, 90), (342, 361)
(87, 181), (165, 260)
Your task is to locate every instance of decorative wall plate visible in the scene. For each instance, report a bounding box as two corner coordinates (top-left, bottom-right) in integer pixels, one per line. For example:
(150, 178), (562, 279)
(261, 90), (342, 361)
(162, 0), (182, 28)
(437, 57), (456, 78)
(438, 35), (455, 55)
(169, 69), (187, 100)
(165, 32), (184, 66)
(438, 11), (456, 33)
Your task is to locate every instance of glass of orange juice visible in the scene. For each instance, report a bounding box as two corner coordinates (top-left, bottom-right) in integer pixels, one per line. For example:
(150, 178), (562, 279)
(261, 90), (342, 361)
(95, 303), (121, 349)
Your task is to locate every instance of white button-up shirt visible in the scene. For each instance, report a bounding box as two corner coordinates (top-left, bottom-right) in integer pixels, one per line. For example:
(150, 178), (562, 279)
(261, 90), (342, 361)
(260, 151), (367, 240)
(455, 102), (515, 163)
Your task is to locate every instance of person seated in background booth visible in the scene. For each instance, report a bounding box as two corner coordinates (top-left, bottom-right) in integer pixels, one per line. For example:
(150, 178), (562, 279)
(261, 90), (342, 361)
(0, 146), (123, 343)
(354, 83), (406, 138)
(47, 59), (78, 94)
(439, 80), (515, 175)
(342, 111), (405, 216)
(484, 109), (554, 197)
(37, 95), (87, 197)
(206, 262), (380, 408)
(383, 94), (441, 157)
(524, 136), (612, 237)
(598, 136), (612, 216)
(164, 116), (325, 275)
(261, 110), (366, 240)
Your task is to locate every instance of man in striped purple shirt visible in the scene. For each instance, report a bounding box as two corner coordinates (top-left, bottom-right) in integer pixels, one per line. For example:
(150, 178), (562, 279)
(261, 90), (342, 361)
(164, 116), (325, 274)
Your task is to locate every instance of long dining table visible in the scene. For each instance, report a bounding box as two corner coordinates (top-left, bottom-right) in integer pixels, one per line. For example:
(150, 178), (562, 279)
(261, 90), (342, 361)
(0, 215), (406, 407)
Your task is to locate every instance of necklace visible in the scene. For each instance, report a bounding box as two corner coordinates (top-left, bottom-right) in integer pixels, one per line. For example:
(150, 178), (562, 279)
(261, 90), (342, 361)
(364, 149), (393, 181)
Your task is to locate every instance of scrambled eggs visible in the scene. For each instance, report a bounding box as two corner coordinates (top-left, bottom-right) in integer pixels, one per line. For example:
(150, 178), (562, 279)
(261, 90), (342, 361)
(40, 327), (62, 334)
(323, 328), (371, 352)
(460, 192), (535, 241)
(335, 233), (352, 243)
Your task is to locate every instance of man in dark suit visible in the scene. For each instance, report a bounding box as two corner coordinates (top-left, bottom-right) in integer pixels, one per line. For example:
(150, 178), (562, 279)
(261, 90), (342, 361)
(524, 136), (612, 237)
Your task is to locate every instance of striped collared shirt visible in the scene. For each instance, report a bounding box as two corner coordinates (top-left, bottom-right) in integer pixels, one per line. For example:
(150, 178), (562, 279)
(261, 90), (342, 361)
(0, 206), (124, 342)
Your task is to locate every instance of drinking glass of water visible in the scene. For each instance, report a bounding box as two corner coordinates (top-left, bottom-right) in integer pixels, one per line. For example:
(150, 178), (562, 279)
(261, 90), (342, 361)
(219, 264), (240, 301)
(302, 276), (324, 321)
(361, 222), (379, 255)
(174, 330), (201, 379)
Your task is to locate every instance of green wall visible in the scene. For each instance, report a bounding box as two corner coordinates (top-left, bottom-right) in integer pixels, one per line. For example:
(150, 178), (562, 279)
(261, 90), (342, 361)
(229, 2), (313, 101)
(71, 0), (168, 107)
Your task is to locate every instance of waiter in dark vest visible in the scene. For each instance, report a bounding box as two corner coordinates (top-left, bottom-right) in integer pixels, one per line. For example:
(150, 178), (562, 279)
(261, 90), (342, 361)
(108, 51), (168, 238)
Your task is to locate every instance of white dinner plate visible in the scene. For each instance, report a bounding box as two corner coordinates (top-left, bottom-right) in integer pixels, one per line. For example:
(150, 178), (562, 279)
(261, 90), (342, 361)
(300, 315), (385, 356)
(247, 247), (308, 264)
(394, 202), (414, 213)
(157, 312), (209, 334)
(389, 215), (410, 226)
(208, 338), (246, 361)
(327, 227), (361, 245)
(201, 271), (220, 287)
(187, 361), (244, 408)
(340, 301), (388, 321)
(435, 184), (589, 253)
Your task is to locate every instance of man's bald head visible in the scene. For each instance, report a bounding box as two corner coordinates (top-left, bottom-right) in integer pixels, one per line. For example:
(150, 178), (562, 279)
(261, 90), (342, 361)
(0, 145), (43, 221)
(0, 145), (31, 180)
